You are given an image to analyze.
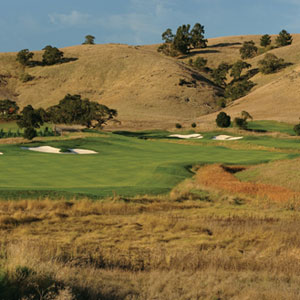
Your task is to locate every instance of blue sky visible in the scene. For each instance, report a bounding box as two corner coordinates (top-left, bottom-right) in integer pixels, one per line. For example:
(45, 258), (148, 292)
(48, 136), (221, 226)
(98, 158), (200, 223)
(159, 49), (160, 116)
(1, 0), (300, 52)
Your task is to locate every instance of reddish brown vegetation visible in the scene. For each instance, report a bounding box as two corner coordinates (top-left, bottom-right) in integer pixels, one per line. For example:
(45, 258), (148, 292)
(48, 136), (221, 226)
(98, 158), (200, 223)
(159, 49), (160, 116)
(196, 164), (298, 202)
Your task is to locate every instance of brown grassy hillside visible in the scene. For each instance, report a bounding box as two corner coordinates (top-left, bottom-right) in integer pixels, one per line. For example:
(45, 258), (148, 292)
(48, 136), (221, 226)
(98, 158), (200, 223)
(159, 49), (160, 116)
(197, 34), (300, 124)
(0, 44), (222, 128)
(1, 34), (300, 128)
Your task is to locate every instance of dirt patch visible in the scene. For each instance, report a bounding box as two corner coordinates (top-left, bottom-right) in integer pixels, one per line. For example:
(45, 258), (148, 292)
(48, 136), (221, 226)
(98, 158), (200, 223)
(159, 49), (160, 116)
(196, 164), (298, 202)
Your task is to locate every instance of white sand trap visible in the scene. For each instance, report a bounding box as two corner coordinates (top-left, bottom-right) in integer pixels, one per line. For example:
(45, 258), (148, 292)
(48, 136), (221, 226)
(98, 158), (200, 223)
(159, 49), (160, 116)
(69, 149), (98, 154)
(22, 146), (62, 154)
(213, 135), (243, 141)
(169, 134), (203, 139)
(0, 152), (3, 155)
(22, 146), (98, 154)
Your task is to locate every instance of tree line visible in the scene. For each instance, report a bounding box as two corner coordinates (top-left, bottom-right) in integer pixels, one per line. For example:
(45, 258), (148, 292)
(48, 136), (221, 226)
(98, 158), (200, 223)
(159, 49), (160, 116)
(0, 94), (117, 140)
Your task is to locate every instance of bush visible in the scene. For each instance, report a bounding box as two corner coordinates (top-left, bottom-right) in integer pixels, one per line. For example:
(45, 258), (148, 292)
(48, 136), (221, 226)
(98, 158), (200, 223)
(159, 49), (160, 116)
(258, 53), (286, 74)
(175, 123), (182, 129)
(294, 124), (300, 136)
(217, 98), (227, 108)
(42, 45), (64, 65)
(234, 117), (248, 129)
(240, 41), (257, 59)
(191, 122), (197, 128)
(19, 73), (34, 83)
(216, 112), (231, 128)
(193, 57), (207, 70)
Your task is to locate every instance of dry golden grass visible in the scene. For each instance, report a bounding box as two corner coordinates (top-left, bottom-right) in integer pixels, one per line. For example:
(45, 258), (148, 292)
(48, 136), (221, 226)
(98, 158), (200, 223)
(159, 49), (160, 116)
(2, 192), (300, 298)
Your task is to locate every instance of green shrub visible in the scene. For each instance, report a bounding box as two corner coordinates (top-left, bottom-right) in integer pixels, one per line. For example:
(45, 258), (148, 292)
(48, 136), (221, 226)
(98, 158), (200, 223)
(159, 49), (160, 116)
(191, 122), (197, 128)
(225, 79), (255, 100)
(240, 40), (257, 59)
(234, 117), (248, 129)
(175, 123), (182, 129)
(217, 98), (227, 108)
(258, 53), (286, 74)
(293, 124), (300, 136)
(216, 112), (231, 128)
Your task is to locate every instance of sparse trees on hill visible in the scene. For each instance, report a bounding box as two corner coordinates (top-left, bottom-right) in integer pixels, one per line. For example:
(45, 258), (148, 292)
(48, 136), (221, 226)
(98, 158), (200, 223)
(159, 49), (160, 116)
(216, 112), (231, 128)
(190, 23), (207, 48)
(47, 94), (117, 128)
(258, 53), (286, 74)
(0, 99), (19, 121)
(260, 34), (272, 47)
(42, 45), (64, 65)
(83, 35), (95, 45)
(16, 49), (34, 66)
(276, 30), (293, 47)
(239, 41), (258, 59)
(224, 79), (255, 100)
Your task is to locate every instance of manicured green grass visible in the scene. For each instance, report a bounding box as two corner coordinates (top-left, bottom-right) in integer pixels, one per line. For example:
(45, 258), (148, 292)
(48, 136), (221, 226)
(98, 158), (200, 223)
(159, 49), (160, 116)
(247, 120), (295, 135)
(0, 132), (296, 199)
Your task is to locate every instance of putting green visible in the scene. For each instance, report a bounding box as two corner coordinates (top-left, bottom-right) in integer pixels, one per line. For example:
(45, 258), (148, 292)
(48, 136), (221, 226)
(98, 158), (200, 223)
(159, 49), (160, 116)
(0, 133), (297, 198)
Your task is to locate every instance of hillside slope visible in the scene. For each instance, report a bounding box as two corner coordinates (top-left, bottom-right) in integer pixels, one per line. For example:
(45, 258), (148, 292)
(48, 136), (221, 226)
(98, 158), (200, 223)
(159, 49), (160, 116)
(197, 34), (300, 124)
(0, 44), (222, 127)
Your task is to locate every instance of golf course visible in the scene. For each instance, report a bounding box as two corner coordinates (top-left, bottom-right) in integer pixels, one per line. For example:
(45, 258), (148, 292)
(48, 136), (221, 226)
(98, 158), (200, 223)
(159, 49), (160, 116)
(0, 123), (298, 199)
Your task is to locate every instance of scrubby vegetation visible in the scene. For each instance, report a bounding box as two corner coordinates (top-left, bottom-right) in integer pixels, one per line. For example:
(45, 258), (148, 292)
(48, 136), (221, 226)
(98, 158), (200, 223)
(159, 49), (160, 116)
(216, 112), (231, 128)
(258, 53), (287, 74)
(240, 40), (258, 59)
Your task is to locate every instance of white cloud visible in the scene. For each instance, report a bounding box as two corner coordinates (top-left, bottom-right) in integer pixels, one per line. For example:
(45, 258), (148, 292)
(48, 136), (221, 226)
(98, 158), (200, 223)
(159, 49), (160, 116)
(49, 10), (90, 26)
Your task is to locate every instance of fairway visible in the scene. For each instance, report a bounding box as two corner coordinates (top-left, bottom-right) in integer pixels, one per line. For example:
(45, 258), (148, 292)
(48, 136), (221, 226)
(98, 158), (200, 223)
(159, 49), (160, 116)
(0, 132), (296, 199)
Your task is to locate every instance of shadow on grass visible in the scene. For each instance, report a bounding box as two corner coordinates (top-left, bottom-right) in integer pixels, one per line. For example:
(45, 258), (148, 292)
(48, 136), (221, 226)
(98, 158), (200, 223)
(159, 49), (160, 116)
(28, 57), (78, 67)
(208, 42), (242, 48)
(113, 130), (170, 139)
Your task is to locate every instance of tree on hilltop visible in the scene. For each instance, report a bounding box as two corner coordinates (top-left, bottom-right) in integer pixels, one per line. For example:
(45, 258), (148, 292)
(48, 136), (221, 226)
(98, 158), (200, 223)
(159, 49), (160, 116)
(83, 35), (95, 45)
(260, 34), (271, 47)
(42, 45), (64, 65)
(276, 30), (293, 47)
(16, 49), (34, 66)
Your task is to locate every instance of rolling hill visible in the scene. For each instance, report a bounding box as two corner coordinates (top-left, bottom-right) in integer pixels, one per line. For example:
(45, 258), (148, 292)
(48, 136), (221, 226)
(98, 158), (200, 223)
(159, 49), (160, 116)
(1, 33), (300, 128)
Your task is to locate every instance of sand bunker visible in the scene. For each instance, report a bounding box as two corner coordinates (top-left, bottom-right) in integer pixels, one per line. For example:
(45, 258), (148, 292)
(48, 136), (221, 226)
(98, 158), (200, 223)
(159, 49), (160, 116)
(22, 146), (61, 154)
(22, 146), (98, 154)
(169, 134), (203, 139)
(213, 135), (243, 141)
(69, 149), (98, 154)
(0, 152), (3, 155)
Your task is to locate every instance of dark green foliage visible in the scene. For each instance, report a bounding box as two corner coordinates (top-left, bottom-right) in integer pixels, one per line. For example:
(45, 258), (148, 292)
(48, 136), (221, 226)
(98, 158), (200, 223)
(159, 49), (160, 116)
(276, 30), (293, 47)
(159, 23), (207, 55)
(225, 79), (255, 100)
(24, 127), (37, 140)
(191, 122), (197, 128)
(17, 105), (44, 130)
(83, 35), (95, 45)
(175, 123), (182, 129)
(216, 112), (231, 128)
(258, 53), (285, 74)
(16, 49), (34, 66)
(47, 94), (117, 128)
(162, 28), (174, 43)
(173, 24), (192, 54)
(240, 41), (258, 59)
(260, 34), (272, 47)
(42, 45), (64, 65)
(234, 117), (248, 129)
(212, 63), (231, 87)
(193, 57), (207, 70)
(293, 124), (300, 136)
(190, 23), (207, 49)
(0, 99), (19, 121)
(19, 72), (34, 83)
(230, 60), (251, 81)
